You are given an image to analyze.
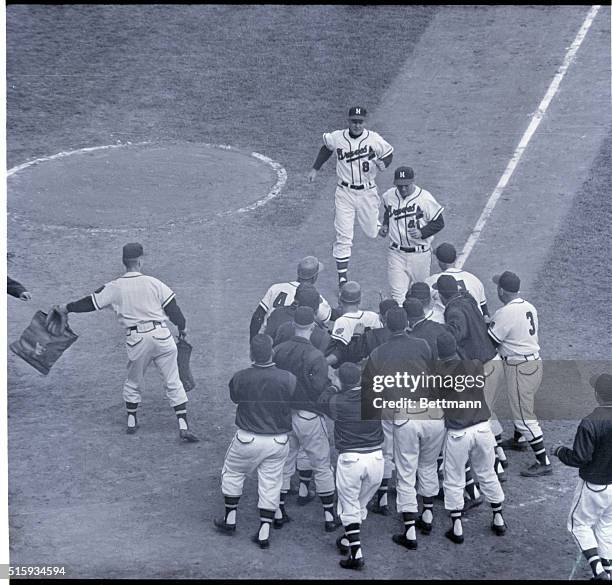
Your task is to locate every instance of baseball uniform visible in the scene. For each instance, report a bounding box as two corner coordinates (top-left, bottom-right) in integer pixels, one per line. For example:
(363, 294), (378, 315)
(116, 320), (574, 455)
(327, 310), (382, 367)
(259, 281), (332, 324)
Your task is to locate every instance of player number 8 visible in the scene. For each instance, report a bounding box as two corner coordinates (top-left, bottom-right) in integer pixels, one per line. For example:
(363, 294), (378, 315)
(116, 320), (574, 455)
(362, 161), (369, 173)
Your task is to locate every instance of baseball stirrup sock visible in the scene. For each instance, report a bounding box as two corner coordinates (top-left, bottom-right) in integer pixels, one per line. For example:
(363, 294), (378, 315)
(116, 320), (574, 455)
(491, 503), (505, 528)
(224, 495), (240, 526)
(583, 548), (605, 578)
(422, 497), (434, 524)
(298, 469), (313, 497)
(402, 512), (417, 542)
(529, 436), (550, 465)
(320, 491), (335, 522)
(601, 558), (611, 574)
(174, 402), (189, 430)
(495, 435), (507, 463)
(258, 508), (275, 541)
(513, 429), (527, 444)
(275, 490), (288, 520)
(345, 523), (362, 559)
(450, 510), (463, 537)
(126, 402), (138, 428)
(376, 478), (389, 507)
(335, 257), (350, 282)
(464, 465), (480, 500)
(494, 456), (506, 479)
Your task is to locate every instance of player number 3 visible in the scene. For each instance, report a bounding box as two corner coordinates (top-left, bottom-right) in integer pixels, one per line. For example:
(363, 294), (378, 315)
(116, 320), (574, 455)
(525, 311), (536, 335)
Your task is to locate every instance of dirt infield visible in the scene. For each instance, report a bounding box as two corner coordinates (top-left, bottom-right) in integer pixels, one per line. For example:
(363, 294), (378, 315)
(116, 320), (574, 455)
(6, 5), (611, 580)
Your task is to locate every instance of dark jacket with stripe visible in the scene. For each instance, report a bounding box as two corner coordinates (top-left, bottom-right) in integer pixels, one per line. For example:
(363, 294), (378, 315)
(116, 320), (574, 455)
(274, 320), (330, 353)
(408, 317), (450, 360)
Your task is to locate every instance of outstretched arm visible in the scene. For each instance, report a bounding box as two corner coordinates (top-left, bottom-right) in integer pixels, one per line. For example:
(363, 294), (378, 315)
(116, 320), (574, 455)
(307, 146), (334, 182)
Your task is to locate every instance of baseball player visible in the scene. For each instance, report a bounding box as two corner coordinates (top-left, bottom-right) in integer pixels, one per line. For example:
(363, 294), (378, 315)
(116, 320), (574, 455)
(273, 306), (340, 532)
(8, 276), (32, 301)
(379, 166), (445, 304)
(250, 256), (333, 340)
(264, 283), (322, 340)
(54, 243), (198, 441)
(488, 271), (552, 477)
(554, 374), (612, 580)
(437, 332), (506, 544)
(404, 293), (449, 359)
(317, 362), (384, 571)
(326, 281), (382, 368)
(425, 243), (489, 323)
(307, 106), (394, 287)
(214, 335), (296, 549)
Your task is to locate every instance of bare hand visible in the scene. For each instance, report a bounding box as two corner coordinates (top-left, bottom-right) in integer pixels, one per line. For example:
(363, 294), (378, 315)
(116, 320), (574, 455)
(378, 225), (389, 238)
(19, 291), (32, 301)
(407, 228), (421, 239)
(307, 169), (317, 183)
(483, 315), (492, 325)
(178, 329), (187, 340)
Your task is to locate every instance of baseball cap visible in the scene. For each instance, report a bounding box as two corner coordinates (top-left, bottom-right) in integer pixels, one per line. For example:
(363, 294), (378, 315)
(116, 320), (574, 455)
(386, 307), (408, 332)
(338, 362), (361, 387)
(403, 298), (425, 320)
(394, 166), (415, 185)
(590, 373), (612, 403)
(379, 298), (399, 317)
(251, 334), (273, 363)
(122, 242), (144, 260)
(492, 271), (520, 293)
(348, 106), (367, 119)
(297, 256), (323, 280)
(294, 306), (315, 327)
(339, 281), (361, 304)
(435, 243), (457, 264)
(408, 282), (431, 304)
(433, 274), (459, 296)
(295, 283), (321, 311)
(437, 332), (458, 360)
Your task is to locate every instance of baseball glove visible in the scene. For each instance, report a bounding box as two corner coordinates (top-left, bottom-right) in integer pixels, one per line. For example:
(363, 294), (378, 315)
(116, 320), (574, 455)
(176, 336), (196, 392)
(45, 306), (69, 336)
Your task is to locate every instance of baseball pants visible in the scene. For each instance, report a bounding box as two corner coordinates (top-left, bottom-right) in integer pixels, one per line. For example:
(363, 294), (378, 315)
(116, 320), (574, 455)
(336, 449), (384, 526)
(503, 358), (544, 440)
(568, 480), (612, 558)
(333, 185), (380, 260)
(123, 326), (187, 407)
(382, 419), (395, 479)
(282, 410), (335, 495)
(443, 421), (505, 511)
(394, 419), (446, 513)
(222, 429), (289, 511)
(387, 248), (432, 305)
(483, 356), (504, 437)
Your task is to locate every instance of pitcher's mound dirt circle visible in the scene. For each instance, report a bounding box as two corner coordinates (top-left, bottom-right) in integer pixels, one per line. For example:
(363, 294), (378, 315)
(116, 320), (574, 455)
(7, 143), (277, 230)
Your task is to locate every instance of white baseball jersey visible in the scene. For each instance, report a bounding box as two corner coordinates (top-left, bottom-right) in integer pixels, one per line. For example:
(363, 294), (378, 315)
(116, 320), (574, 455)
(331, 310), (382, 346)
(382, 186), (444, 249)
(91, 271), (174, 329)
(323, 129), (393, 187)
(258, 281), (332, 323)
(488, 298), (540, 357)
(425, 268), (487, 321)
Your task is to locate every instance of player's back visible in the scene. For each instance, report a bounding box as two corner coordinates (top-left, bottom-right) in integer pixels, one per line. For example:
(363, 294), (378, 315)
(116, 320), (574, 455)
(426, 268), (486, 317)
(331, 310), (382, 346)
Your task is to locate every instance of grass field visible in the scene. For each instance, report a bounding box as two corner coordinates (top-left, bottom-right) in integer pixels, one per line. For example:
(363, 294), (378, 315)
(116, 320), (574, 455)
(6, 5), (611, 580)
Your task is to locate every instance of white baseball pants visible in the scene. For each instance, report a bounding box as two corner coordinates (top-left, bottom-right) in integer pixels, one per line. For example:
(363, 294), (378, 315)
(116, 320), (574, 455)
(123, 326), (188, 407)
(282, 410), (335, 495)
(221, 429), (290, 511)
(382, 419), (395, 479)
(568, 480), (612, 558)
(503, 359), (543, 440)
(387, 248), (432, 305)
(393, 419), (446, 513)
(483, 356), (504, 437)
(443, 421), (505, 511)
(333, 185), (380, 259)
(336, 449), (384, 526)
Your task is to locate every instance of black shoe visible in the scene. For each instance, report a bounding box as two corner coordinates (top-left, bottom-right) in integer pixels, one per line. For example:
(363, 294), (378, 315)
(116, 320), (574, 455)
(251, 533), (270, 549)
(520, 462), (553, 477)
(325, 518), (342, 533)
(392, 534), (418, 550)
(491, 522), (506, 536)
(444, 528), (464, 544)
(416, 517), (432, 535)
(273, 513), (291, 529)
(499, 438), (528, 452)
(463, 496), (483, 511)
(336, 536), (349, 555)
(591, 573), (611, 581)
(297, 493), (315, 506)
(339, 557), (364, 571)
(179, 429), (200, 443)
(126, 423), (139, 435)
(213, 518), (236, 535)
(371, 502), (390, 516)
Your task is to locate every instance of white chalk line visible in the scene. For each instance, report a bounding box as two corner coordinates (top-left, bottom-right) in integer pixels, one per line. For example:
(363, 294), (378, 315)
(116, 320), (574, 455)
(456, 4), (601, 270)
(7, 142), (287, 232)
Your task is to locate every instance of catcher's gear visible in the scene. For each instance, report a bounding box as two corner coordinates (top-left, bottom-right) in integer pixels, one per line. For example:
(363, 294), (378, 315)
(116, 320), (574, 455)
(10, 310), (78, 375)
(176, 336), (196, 392)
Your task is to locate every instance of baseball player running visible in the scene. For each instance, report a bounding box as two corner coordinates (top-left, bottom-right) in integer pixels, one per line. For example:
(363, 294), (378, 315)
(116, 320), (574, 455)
(437, 333), (506, 544)
(307, 106), (394, 287)
(379, 166), (445, 304)
(54, 243), (198, 441)
(318, 362), (384, 571)
(250, 256), (333, 340)
(215, 335), (296, 549)
(488, 271), (552, 477)
(554, 374), (612, 580)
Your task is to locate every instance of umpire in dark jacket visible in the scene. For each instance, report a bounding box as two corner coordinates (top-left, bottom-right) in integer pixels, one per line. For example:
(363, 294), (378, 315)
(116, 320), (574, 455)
(273, 306), (339, 532)
(554, 374), (612, 580)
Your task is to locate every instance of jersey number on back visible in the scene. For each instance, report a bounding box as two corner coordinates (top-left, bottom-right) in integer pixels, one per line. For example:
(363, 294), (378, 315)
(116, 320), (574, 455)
(525, 311), (536, 335)
(273, 292), (288, 308)
(455, 279), (467, 292)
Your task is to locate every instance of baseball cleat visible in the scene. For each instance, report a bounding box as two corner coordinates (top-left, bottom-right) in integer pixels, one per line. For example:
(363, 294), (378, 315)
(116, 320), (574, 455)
(179, 429), (200, 443)
(591, 572), (611, 581)
(499, 438), (528, 452)
(370, 503), (390, 516)
(416, 517), (433, 535)
(392, 534), (418, 550)
(336, 536), (349, 555)
(325, 517), (342, 533)
(273, 514), (291, 529)
(339, 557), (364, 571)
(520, 462), (553, 477)
(297, 493), (316, 506)
(444, 529), (464, 544)
(251, 533), (270, 549)
(463, 496), (484, 511)
(126, 424), (139, 435)
(213, 518), (236, 535)
(491, 522), (507, 536)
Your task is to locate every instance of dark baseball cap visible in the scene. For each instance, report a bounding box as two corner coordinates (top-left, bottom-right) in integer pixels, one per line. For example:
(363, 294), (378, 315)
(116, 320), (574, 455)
(433, 274), (459, 296)
(408, 282), (431, 303)
(379, 298), (399, 316)
(403, 298), (425, 320)
(294, 306), (315, 327)
(590, 373), (612, 403)
(122, 242), (144, 260)
(493, 271), (520, 293)
(297, 256), (323, 280)
(338, 362), (361, 387)
(394, 166), (415, 185)
(435, 243), (457, 264)
(339, 281), (361, 304)
(437, 332), (458, 360)
(251, 334), (273, 363)
(295, 283), (321, 311)
(348, 106), (367, 119)
(386, 307), (408, 332)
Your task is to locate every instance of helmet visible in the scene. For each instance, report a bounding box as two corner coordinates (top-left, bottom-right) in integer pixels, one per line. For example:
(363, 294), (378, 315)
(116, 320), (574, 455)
(339, 281), (361, 304)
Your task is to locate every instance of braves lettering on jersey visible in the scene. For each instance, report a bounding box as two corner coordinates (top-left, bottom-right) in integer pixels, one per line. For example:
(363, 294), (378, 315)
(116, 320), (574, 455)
(323, 130), (393, 187)
(488, 298), (540, 358)
(331, 310), (382, 346)
(382, 186), (444, 249)
(426, 268), (487, 321)
(91, 271), (174, 328)
(259, 281), (332, 323)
